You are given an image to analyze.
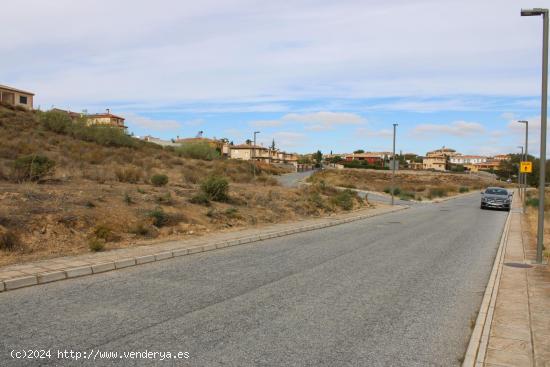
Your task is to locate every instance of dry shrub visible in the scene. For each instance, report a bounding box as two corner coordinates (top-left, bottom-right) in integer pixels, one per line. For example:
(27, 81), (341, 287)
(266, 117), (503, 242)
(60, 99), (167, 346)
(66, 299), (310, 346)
(255, 175), (279, 186)
(93, 224), (121, 242)
(83, 148), (107, 164)
(0, 226), (24, 252)
(182, 167), (201, 184)
(82, 168), (111, 183)
(114, 166), (143, 183)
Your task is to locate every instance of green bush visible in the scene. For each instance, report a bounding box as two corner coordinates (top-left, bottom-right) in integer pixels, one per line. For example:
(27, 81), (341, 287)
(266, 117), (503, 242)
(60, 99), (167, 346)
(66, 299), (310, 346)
(459, 186), (470, 193)
(13, 155), (56, 182)
(308, 192), (326, 209)
(383, 187), (401, 195)
(88, 238), (105, 252)
(190, 192), (210, 205)
(39, 110), (72, 133)
(399, 191), (415, 201)
(429, 188), (448, 198)
(155, 192), (174, 205)
(176, 142), (220, 160)
(331, 189), (355, 210)
(526, 198), (539, 207)
(201, 176), (229, 201)
(224, 207), (239, 218)
(71, 123), (136, 148)
(148, 207), (168, 227)
(93, 225), (120, 242)
(151, 174), (168, 187)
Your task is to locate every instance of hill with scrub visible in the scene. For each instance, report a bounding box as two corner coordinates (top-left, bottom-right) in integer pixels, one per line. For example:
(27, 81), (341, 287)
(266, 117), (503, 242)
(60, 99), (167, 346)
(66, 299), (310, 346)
(0, 104), (367, 266)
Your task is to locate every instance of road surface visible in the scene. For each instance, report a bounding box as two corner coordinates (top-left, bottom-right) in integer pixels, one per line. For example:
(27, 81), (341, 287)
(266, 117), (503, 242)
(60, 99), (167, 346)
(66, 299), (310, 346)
(0, 194), (507, 366)
(276, 170), (317, 188)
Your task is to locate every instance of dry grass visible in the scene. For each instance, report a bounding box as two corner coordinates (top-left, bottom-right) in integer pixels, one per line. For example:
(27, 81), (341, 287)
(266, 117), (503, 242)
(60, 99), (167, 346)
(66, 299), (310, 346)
(523, 190), (550, 261)
(308, 168), (507, 200)
(0, 106), (366, 266)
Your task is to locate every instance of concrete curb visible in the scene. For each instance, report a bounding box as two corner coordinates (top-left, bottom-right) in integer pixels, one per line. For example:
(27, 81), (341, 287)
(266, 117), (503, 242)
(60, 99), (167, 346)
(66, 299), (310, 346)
(0, 206), (407, 293)
(462, 205), (513, 366)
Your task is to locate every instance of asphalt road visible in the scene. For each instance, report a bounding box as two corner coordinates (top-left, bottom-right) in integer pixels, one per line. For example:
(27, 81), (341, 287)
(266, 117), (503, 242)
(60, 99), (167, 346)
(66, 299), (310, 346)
(276, 170), (317, 188)
(0, 194), (507, 366)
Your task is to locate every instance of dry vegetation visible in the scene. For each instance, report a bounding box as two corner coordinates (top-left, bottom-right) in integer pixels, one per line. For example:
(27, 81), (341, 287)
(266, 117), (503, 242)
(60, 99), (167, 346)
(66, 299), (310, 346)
(308, 168), (506, 201)
(524, 190), (550, 261)
(0, 105), (368, 266)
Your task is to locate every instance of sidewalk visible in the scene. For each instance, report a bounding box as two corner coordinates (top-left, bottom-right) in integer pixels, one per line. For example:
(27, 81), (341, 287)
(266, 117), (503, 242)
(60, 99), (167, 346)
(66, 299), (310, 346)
(0, 204), (405, 292)
(471, 194), (550, 366)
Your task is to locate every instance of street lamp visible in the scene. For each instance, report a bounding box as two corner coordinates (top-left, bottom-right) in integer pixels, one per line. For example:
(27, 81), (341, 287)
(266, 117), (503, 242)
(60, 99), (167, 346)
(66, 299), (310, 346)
(253, 131), (260, 178)
(391, 123), (398, 205)
(521, 8), (548, 264)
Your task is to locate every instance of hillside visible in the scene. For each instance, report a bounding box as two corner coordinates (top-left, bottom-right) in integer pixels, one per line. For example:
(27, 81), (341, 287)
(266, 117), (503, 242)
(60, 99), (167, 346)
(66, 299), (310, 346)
(0, 105), (367, 266)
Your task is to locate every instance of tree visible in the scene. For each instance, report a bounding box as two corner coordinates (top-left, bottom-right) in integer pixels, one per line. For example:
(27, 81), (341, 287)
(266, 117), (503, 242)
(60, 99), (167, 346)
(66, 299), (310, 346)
(245, 139), (252, 145)
(327, 155), (343, 163)
(353, 149), (365, 154)
(314, 150), (323, 168)
(270, 139), (276, 150)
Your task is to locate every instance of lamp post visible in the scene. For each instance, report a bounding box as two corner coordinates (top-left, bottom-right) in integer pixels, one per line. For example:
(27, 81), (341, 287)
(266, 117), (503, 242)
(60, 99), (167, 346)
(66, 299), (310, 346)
(391, 123), (398, 205)
(253, 131), (260, 178)
(521, 8), (548, 264)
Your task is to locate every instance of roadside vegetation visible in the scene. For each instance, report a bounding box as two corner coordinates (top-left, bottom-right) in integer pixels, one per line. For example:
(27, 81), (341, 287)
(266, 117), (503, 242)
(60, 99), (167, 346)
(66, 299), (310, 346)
(0, 105), (369, 266)
(523, 190), (550, 262)
(308, 168), (504, 201)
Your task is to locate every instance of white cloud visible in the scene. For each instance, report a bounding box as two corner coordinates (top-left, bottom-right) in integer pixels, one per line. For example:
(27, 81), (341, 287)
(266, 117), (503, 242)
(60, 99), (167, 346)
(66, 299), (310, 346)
(249, 111), (365, 131)
(124, 112), (183, 132)
(249, 119), (284, 127)
(356, 127), (393, 138)
(412, 121), (485, 137)
(271, 131), (305, 150)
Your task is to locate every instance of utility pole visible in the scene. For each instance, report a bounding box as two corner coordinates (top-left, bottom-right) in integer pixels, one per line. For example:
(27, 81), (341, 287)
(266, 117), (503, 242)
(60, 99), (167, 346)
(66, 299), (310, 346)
(522, 8), (548, 263)
(391, 123), (398, 205)
(253, 131), (260, 178)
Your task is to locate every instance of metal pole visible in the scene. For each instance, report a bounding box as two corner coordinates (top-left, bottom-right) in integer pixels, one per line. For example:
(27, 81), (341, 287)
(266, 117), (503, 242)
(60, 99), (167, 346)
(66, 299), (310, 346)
(518, 146), (523, 200)
(537, 11), (548, 264)
(391, 123), (398, 205)
(524, 121), (528, 208)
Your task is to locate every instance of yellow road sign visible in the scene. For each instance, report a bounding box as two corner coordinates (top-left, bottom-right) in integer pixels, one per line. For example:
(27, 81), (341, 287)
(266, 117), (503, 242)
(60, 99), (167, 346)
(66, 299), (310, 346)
(520, 161), (532, 173)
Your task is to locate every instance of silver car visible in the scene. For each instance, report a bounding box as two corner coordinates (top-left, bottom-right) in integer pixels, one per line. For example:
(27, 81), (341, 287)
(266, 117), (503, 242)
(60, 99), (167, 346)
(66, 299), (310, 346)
(480, 187), (512, 211)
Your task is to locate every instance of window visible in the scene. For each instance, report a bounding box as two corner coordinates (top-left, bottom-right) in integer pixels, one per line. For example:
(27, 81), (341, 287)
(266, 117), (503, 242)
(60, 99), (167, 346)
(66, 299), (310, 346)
(19, 95), (28, 104)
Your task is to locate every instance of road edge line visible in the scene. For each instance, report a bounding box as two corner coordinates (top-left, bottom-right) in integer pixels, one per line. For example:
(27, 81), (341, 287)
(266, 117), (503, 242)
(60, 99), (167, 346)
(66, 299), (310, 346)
(462, 207), (512, 367)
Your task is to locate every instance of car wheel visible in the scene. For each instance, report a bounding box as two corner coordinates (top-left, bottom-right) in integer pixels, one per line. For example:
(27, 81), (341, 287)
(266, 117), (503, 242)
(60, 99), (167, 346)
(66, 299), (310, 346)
(480, 204), (485, 209)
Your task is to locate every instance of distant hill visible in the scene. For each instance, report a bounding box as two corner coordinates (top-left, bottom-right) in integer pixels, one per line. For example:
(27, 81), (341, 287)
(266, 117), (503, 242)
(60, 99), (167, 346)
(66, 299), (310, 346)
(0, 104), (366, 266)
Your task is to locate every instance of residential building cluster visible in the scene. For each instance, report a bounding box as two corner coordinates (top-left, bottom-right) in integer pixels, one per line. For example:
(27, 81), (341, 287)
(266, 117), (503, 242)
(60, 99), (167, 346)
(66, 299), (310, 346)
(421, 147), (507, 172)
(327, 147), (510, 173)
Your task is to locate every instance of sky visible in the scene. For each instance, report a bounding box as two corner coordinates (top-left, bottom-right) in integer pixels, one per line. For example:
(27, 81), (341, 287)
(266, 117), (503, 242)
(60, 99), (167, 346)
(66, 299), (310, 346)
(1, 0), (548, 155)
